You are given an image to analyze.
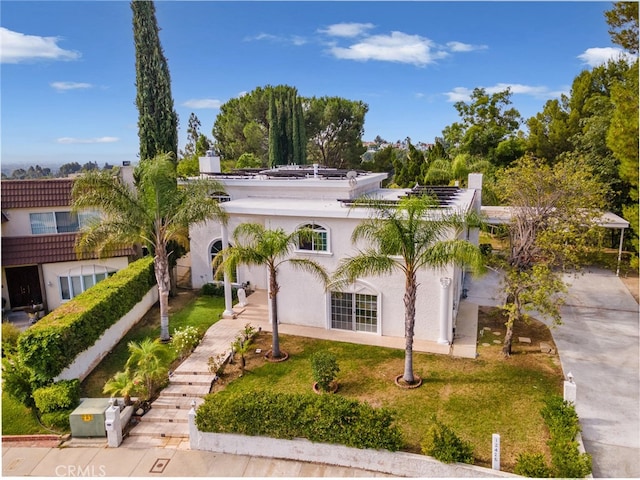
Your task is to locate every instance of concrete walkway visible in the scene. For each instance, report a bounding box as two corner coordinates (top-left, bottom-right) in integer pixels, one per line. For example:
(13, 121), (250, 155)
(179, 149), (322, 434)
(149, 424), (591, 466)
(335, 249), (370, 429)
(465, 267), (640, 478)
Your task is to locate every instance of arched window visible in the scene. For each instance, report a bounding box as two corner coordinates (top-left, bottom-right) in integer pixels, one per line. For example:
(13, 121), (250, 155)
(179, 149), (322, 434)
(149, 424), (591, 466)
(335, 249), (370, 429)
(59, 265), (118, 301)
(210, 239), (237, 282)
(296, 223), (329, 252)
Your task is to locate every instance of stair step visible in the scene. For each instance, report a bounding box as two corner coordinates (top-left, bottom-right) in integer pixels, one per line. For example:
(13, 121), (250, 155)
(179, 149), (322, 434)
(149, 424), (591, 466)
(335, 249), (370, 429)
(150, 396), (205, 410)
(161, 384), (211, 397)
(128, 421), (189, 438)
(169, 374), (216, 386)
(140, 409), (188, 423)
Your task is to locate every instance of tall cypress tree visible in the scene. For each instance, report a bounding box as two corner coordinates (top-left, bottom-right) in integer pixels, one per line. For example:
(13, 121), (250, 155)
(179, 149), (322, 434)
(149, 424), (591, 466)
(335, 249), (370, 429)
(132, 0), (178, 162)
(267, 86), (306, 167)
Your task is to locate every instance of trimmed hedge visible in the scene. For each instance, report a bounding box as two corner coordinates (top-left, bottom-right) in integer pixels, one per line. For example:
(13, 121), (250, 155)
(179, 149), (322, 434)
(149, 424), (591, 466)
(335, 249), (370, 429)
(33, 379), (80, 413)
(196, 390), (403, 451)
(421, 416), (474, 464)
(17, 256), (156, 382)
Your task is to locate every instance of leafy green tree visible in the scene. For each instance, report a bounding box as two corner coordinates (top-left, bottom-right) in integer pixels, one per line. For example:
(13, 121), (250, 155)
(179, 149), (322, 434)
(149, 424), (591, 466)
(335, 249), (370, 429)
(334, 196), (485, 384)
(236, 152), (263, 169)
(393, 140), (426, 187)
(72, 153), (228, 342)
(305, 96), (368, 169)
(442, 87), (521, 165)
(424, 153), (490, 186)
(525, 97), (573, 162)
(213, 224), (329, 359)
(132, 0), (178, 162)
(605, 1), (639, 54)
(495, 155), (607, 356)
(58, 162), (82, 177)
(607, 59), (639, 260)
(177, 113), (212, 177)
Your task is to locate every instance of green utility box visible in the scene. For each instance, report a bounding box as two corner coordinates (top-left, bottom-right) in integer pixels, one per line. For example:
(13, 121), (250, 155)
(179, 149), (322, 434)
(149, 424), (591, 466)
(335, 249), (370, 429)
(69, 398), (111, 437)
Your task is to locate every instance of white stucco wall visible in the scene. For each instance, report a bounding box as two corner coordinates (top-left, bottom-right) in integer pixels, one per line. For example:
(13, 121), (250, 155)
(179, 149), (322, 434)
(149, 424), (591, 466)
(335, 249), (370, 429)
(41, 257), (130, 310)
(54, 287), (158, 382)
(188, 412), (514, 478)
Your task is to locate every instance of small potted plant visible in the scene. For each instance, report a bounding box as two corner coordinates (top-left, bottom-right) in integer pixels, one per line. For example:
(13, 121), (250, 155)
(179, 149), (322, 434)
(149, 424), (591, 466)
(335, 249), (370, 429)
(311, 350), (340, 393)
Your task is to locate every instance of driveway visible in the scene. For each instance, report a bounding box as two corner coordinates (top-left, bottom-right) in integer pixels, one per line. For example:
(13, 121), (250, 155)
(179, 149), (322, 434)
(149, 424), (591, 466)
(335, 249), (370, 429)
(465, 268), (640, 478)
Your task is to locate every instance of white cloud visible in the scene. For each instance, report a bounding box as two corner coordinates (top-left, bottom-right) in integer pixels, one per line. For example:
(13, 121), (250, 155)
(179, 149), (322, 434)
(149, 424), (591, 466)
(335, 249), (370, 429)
(577, 47), (636, 67)
(318, 22), (375, 38)
(50, 81), (92, 92)
(444, 83), (566, 102)
(329, 31), (448, 66)
(0, 27), (80, 64)
(56, 137), (119, 144)
(182, 99), (222, 109)
(446, 41), (487, 53)
(244, 32), (307, 46)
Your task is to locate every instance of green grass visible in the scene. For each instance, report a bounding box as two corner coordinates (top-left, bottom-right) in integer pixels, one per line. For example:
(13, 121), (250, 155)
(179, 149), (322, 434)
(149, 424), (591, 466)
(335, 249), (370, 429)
(1, 391), (50, 435)
(213, 333), (562, 471)
(80, 293), (225, 398)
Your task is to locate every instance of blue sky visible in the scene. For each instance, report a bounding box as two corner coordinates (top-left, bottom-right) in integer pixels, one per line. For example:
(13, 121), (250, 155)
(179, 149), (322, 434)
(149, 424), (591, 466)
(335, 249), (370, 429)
(1, 1), (631, 168)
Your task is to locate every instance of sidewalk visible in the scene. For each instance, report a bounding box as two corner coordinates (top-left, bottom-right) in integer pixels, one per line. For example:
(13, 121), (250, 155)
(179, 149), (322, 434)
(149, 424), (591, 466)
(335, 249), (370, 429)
(2, 445), (391, 477)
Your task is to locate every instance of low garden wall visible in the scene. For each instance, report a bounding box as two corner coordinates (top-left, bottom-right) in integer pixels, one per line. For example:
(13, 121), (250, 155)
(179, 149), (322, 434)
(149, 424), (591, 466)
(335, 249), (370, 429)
(187, 409), (516, 478)
(55, 287), (158, 382)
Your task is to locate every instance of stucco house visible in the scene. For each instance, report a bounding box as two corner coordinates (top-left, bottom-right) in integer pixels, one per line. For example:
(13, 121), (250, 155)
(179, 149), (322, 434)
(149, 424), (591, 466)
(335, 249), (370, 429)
(1, 178), (134, 314)
(189, 154), (484, 357)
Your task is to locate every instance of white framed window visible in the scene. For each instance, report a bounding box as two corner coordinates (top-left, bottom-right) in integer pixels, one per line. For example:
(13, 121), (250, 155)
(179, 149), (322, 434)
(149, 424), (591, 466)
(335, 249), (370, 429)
(210, 191), (231, 203)
(59, 265), (117, 300)
(296, 223), (329, 253)
(30, 210), (100, 235)
(329, 284), (379, 333)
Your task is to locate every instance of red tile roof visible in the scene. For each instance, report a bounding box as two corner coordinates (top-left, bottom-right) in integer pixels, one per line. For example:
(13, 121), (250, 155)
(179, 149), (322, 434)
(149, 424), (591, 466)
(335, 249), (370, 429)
(1, 179), (74, 209)
(0, 234), (134, 267)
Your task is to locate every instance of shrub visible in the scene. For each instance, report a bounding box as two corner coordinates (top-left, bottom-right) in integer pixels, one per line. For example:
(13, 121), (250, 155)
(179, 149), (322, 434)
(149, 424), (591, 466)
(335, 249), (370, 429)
(196, 390), (403, 451)
(1, 355), (37, 407)
(17, 256), (155, 383)
(208, 353), (227, 377)
(421, 416), (474, 464)
(1, 323), (22, 358)
(541, 395), (592, 478)
(514, 452), (552, 478)
(310, 350), (340, 392)
(41, 409), (73, 431)
(171, 325), (201, 360)
(201, 283), (238, 301)
(479, 243), (493, 255)
(33, 379), (80, 414)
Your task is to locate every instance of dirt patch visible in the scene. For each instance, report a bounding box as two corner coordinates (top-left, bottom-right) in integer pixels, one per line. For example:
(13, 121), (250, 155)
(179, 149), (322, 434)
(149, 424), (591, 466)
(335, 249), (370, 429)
(620, 273), (639, 303)
(476, 306), (561, 372)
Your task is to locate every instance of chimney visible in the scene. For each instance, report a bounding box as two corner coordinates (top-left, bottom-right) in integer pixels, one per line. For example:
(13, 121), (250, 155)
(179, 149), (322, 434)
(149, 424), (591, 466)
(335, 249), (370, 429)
(199, 151), (221, 174)
(120, 161), (135, 187)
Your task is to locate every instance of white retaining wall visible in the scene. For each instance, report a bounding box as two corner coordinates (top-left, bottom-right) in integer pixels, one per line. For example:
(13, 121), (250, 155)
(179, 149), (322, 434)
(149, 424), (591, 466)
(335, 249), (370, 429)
(55, 288), (159, 382)
(187, 409), (516, 478)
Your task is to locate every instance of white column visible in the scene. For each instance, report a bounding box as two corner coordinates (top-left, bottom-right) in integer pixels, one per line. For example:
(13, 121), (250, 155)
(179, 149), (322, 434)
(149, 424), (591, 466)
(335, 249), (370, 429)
(221, 223), (234, 317)
(438, 277), (452, 345)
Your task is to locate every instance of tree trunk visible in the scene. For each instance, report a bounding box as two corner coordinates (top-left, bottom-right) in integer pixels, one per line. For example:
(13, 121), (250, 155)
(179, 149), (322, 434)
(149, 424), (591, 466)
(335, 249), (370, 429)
(155, 247), (171, 342)
(502, 324), (514, 357)
(402, 271), (418, 383)
(269, 265), (282, 358)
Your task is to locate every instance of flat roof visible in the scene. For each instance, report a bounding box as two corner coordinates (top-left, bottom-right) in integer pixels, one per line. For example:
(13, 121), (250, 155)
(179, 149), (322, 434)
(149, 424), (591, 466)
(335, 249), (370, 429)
(481, 206), (630, 229)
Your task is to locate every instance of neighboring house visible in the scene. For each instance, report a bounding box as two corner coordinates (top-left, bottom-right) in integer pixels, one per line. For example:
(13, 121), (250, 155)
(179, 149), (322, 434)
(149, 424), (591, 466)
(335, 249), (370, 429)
(189, 154), (483, 352)
(1, 178), (134, 313)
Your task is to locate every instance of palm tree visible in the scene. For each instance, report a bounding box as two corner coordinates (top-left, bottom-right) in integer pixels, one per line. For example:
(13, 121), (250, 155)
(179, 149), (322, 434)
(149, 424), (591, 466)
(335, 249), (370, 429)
(213, 223), (329, 359)
(72, 153), (228, 341)
(126, 338), (170, 401)
(334, 196), (485, 385)
(103, 370), (135, 405)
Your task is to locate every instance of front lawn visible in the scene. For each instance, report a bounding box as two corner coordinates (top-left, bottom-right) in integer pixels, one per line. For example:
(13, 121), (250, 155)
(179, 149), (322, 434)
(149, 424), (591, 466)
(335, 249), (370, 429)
(81, 291), (224, 397)
(1, 391), (50, 435)
(208, 309), (563, 472)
